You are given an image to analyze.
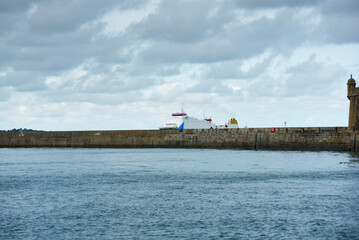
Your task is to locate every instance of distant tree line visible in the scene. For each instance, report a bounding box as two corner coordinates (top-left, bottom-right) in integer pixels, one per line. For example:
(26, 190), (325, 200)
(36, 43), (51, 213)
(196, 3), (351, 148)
(0, 128), (43, 132)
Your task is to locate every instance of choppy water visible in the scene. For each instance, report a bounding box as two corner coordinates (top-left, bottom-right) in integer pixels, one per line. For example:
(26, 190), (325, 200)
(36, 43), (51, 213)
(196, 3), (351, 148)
(1, 148), (358, 239)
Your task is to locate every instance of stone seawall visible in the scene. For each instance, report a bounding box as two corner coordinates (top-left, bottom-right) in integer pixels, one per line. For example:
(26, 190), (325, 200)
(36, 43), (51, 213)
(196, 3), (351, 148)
(0, 127), (356, 152)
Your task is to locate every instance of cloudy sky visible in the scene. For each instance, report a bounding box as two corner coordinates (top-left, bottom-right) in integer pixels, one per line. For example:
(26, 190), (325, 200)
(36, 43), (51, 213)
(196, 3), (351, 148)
(0, 0), (358, 130)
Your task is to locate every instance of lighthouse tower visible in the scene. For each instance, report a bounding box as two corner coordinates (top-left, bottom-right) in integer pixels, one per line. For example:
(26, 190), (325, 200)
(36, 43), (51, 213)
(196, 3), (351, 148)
(347, 74), (359, 131)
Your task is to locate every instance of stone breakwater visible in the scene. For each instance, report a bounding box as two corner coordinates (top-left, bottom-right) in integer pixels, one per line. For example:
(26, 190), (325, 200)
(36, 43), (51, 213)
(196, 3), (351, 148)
(0, 127), (357, 152)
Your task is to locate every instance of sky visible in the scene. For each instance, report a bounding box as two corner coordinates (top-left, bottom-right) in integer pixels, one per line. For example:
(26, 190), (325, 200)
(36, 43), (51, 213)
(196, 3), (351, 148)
(0, 0), (359, 131)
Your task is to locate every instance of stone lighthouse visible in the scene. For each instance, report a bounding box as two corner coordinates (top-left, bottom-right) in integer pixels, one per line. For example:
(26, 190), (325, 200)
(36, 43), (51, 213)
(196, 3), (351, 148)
(347, 74), (359, 131)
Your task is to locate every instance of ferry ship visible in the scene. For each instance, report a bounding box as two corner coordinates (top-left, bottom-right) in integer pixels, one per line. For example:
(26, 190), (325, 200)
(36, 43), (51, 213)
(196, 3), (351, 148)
(160, 110), (239, 130)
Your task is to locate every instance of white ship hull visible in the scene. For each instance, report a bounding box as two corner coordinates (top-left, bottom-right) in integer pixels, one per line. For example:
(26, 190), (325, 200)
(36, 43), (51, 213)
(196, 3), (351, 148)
(160, 112), (216, 130)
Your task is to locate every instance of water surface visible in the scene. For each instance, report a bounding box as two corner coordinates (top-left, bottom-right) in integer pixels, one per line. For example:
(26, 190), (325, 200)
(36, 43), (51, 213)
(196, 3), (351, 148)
(1, 148), (358, 239)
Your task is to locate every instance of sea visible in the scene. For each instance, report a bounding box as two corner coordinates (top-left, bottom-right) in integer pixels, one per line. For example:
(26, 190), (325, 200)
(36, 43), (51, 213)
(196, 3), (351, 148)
(1, 148), (358, 239)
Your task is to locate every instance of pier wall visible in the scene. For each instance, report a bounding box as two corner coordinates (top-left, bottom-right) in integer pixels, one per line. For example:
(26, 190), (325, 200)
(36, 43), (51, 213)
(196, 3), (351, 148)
(0, 127), (356, 152)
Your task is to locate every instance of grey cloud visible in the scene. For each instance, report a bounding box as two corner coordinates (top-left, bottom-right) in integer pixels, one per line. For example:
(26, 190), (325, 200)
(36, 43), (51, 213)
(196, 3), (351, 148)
(0, 0), (328, 95)
(0, 0), (36, 13)
(230, 0), (320, 9)
(140, 9), (311, 64)
(247, 55), (347, 98)
(0, 87), (11, 101)
(322, 14), (359, 43)
(141, 39), (231, 64)
(26, 0), (146, 34)
(0, 71), (46, 91)
(188, 81), (234, 96)
(204, 60), (246, 80)
(204, 55), (272, 80)
(0, 0), (356, 107)
(0, 0), (356, 131)
(28, 1), (106, 34)
(321, 0), (359, 15)
(152, 65), (180, 77)
(0, 0), (145, 36)
(0, 19), (135, 84)
(284, 56), (346, 96)
(38, 68), (159, 105)
(319, 0), (359, 43)
(115, 61), (180, 78)
(44, 88), (145, 105)
(0, 11), (23, 36)
(135, 0), (231, 43)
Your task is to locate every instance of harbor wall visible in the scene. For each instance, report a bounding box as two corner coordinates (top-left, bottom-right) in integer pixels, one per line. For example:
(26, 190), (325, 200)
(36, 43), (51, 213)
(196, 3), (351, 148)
(0, 127), (357, 152)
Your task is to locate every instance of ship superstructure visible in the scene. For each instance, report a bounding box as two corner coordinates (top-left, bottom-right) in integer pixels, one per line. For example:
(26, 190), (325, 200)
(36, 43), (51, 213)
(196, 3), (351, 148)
(217, 118), (239, 129)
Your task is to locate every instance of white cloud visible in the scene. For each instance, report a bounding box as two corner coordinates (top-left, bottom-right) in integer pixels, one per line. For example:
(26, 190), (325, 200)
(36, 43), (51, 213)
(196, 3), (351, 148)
(45, 76), (62, 89)
(100, 0), (159, 35)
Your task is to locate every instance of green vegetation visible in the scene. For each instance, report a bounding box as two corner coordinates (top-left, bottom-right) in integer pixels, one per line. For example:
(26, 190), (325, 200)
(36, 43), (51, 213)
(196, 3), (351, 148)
(0, 128), (43, 132)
